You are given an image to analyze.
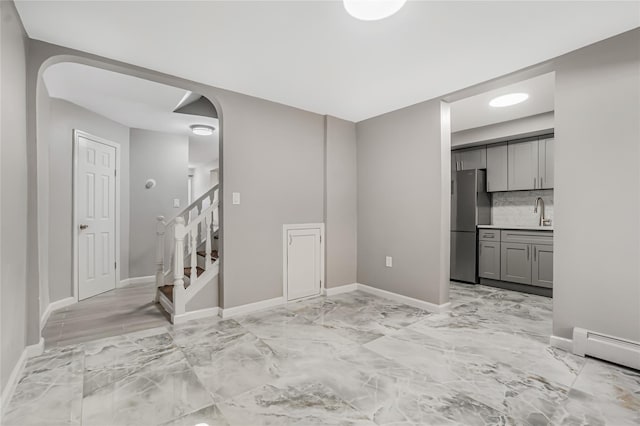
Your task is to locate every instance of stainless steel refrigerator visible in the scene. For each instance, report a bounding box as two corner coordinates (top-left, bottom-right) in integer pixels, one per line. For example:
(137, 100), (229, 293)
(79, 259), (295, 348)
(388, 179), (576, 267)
(451, 169), (490, 283)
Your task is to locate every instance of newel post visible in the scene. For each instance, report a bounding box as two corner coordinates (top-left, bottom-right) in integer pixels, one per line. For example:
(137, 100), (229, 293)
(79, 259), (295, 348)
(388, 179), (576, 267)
(173, 217), (186, 316)
(155, 216), (166, 285)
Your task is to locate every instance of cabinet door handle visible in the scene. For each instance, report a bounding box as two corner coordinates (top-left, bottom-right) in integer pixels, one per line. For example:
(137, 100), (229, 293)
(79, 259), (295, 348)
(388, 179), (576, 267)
(534, 246), (537, 261)
(540, 177), (544, 188)
(487, 181), (490, 192)
(461, 160), (464, 170)
(527, 245), (530, 260)
(533, 177), (536, 189)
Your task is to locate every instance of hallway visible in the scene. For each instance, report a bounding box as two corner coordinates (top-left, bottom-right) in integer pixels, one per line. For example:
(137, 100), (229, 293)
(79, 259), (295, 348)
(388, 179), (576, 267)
(42, 283), (169, 348)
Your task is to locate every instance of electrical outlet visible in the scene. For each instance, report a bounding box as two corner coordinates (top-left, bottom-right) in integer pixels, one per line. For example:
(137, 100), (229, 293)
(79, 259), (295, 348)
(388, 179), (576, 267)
(173, 198), (180, 208)
(232, 192), (241, 205)
(385, 256), (392, 267)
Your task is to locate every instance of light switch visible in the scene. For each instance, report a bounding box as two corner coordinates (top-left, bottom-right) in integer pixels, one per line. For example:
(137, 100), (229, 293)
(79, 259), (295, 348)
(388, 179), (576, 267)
(232, 192), (241, 205)
(385, 256), (392, 267)
(173, 198), (180, 208)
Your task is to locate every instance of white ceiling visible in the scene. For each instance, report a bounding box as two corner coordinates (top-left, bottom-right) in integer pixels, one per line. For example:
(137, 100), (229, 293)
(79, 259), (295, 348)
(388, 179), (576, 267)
(18, 1), (640, 122)
(43, 62), (219, 135)
(451, 72), (554, 132)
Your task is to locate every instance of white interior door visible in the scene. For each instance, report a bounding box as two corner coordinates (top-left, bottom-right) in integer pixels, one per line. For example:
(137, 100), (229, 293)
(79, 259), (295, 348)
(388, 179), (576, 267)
(77, 135), (117, 300)
(286, 228), (321, 301)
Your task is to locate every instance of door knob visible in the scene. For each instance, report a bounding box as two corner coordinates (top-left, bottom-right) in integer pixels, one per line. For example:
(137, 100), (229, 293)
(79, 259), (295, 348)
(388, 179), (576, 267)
(79, 224), (88, 230)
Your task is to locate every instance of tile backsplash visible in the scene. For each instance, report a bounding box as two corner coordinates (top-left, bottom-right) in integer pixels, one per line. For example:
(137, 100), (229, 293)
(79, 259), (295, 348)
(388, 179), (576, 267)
(491, 190), (554, 227)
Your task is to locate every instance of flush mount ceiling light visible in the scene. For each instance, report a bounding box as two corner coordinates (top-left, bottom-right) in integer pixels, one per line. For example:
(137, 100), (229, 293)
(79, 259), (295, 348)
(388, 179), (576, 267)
(343, 0), (407, 21)
(190, 124), (215, 136)
(489, 93), (529, 108)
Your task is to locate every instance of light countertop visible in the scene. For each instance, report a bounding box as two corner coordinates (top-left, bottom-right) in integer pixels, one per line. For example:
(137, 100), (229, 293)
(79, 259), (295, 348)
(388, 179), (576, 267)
(478, 225), (554, 231)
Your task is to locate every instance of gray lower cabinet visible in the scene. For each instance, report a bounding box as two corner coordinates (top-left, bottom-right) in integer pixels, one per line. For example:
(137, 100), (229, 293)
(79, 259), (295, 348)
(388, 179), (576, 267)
(486, 143), (508, 192)
(478, 241), (500, 279)
(500, 242), (532, 285)
(481, 229), (553, 288)
(532, 244), (553, 288)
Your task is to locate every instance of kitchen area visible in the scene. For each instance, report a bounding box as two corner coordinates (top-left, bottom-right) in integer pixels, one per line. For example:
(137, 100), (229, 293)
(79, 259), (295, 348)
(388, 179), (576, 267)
(450, 135), (554, 297)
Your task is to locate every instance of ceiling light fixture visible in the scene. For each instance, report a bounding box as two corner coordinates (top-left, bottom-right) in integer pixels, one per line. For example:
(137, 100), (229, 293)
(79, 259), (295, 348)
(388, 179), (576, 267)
(343, 0), (407, 21)
(489, 93), (529, 108)
(190, 125), (215, 136)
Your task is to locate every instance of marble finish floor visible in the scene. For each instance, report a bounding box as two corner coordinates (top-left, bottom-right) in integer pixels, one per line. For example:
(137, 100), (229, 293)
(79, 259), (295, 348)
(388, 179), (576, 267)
(42, 283), (170, 348)
(4, 283), (639, 425)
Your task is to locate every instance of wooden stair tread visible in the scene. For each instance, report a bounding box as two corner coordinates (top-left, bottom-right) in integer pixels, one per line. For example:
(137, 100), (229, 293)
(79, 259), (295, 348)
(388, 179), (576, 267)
(196, 250), (219, 260)
(184, 266), (205, 278)
(158, 285), (175, 302)
(157, 280), (192, 303)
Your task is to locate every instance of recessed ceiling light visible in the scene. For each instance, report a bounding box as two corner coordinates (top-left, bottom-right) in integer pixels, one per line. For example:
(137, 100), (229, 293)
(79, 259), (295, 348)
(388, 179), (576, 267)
(489, 93), (529, 108)
(190, 125), (215, 136)
(343, 0), (407, 21)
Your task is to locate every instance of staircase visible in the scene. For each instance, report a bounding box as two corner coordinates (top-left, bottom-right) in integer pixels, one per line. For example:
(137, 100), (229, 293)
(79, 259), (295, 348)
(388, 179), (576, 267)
(155, 185), (219, 322)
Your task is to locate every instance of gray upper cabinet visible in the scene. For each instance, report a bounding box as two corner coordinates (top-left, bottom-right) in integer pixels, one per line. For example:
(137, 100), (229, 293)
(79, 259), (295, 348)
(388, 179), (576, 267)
(459, 147), (486, 170)
(508, 140), (539, 191)
(479, 241), (500, 280)
(486, 143), (508, 192)
(532, 244), (553, 288)
(500, 242), (532, 285)
(538, 138), (554, 189)
(452, 147), (486, 171)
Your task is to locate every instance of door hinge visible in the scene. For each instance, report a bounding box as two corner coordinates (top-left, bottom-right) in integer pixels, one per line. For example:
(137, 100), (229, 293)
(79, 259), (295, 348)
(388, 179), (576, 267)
(114, 169), (117, 177)
(320, 235), (322, 244)
(114, 262), (117, 270)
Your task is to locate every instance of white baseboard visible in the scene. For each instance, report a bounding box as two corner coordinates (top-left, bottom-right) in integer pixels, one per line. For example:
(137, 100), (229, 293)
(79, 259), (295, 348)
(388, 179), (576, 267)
(321, 282), (450, 314)
(357, 284), (451, 314)
(324, 283), (359, 296)
(40, 297), (76, 330)
(220, 296), (285, 319)
(550, 335), (573, 352)
(1, 338), (44, 415)
(118, 275), (155, 288)
(173, 307), (220, 324)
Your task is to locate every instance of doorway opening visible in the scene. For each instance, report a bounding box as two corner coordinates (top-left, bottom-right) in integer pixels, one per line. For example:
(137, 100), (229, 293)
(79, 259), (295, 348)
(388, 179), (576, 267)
(447, 72), (555, 304)
(39, 61), (220, 346)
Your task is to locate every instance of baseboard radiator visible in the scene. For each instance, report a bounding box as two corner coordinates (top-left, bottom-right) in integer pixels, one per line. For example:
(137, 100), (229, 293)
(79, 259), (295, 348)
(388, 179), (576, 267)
(573, 328), (640, 370)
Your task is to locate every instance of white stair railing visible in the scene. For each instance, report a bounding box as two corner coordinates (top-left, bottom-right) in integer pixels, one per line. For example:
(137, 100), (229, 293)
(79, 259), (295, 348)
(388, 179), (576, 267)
(155, 185), (219, 314)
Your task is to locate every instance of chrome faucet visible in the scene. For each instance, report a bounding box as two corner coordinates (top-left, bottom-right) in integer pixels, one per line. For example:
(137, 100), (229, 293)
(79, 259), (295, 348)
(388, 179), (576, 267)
(534, 197), (545, 227)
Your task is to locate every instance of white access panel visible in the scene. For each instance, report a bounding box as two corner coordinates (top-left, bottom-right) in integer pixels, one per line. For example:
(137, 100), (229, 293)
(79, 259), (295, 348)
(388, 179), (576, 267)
(77, 135), (117, 300)
(284, 225), (324, 301)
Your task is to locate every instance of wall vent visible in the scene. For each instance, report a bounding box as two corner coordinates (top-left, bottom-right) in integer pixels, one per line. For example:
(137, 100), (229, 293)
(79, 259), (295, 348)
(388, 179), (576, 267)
(573, 328), (640, 370)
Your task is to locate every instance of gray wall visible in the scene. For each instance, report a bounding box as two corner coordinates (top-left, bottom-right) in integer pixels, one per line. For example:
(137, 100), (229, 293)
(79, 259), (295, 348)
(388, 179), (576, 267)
(47, 99), (130, 301)
(451, 111), (554, 147)
(36, 80), (51, 319)
(324, 116), (357, 288)
(356, 100), (450, 305)
(1, 0), (29, 393)
(28, 41), (328, 310)
(129, 128), (188, 278)
(553, 29), (640, 342)
(222, 96), (324, 307)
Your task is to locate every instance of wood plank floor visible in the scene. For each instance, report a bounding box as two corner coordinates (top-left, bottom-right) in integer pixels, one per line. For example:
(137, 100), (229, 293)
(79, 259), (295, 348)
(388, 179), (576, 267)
(42, 283), (170, 348)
